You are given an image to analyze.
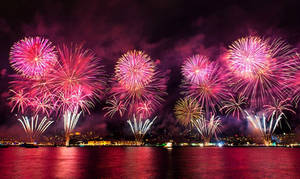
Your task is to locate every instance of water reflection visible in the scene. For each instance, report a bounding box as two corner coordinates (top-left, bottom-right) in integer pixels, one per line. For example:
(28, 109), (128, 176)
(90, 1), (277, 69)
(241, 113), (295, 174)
(0, 147), (300, 178)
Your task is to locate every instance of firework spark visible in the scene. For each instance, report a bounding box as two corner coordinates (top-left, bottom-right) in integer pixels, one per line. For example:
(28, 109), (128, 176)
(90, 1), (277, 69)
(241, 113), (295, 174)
(174, 97), (203, 126)
(226, 36), (296, 108)
(127, 115), (157, 144)
(17, 115), (54, 142)
(246, 111), (283, 145)
(191, 115), (221, 144)
(10, 37), (57, 78)
(220, 95), (248, 120)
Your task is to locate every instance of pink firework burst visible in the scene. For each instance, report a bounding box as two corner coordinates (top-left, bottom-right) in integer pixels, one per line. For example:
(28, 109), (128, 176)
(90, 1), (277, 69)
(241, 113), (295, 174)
(106, 50), (167, 118)
(182, 55), (211, 84)
(226, 36), (296, 108)
(182, 61), (231, 114)
(227, 36), (270, 80)
(10, 37), (57, 78)
(48, 45), (106, 113)
(115, 50), (155, 91)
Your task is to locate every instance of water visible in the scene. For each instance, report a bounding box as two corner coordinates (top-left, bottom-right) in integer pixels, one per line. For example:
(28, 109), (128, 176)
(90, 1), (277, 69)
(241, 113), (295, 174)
(0, 147), (300, 178)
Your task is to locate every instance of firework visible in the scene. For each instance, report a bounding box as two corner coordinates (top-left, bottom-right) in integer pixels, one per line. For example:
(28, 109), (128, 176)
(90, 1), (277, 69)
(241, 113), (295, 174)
(10, 37), (57, 78)
(264, 98), (295, 119)
(115, 50), (155, 91)
(30, 93), (54, 117)
(263, 97), (295, 129)
(245, 111), (283, 145)
(106, 50), (167, 118)
(182, 61), (231, 114)
(220, 95), (247, 120)
(174, 97), (203, 126)
(227, 36), (270, 79)
(63, 110), (82, 146)
(9, 89), (30, 114)
(9, 75), (55, 116)
(17, 115), (54, 142)
(104, 96), (126, 118)
(182, 55), (211, 84)
(127, 115), (157, 144)
(286, 55), (300, 106)
(191, 115), (221, 145)
(226, 36), (296, 108)
(48, 45), (106, 114)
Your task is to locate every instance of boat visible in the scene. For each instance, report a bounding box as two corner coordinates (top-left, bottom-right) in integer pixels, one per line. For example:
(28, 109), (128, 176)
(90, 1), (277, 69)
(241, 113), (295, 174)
(0, 144), (9, 148)
(20, 143), (39, 148)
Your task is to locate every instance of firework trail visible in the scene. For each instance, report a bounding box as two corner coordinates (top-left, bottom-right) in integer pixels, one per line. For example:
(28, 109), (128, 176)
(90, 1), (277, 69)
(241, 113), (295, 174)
(63, 110), (82, 146)
(191, 115), (221, 145)
(221, 95), (248, 120)
(245, 111), (283, 145)
(181, 57), (231, 114)
(106, 50), (167, 118)
(226, 36), (297, 109)
(127, 115), (157, 144)
(10, 37), (57, 79)
(17, 115), (54, 142)
(174, 97), (203, 126)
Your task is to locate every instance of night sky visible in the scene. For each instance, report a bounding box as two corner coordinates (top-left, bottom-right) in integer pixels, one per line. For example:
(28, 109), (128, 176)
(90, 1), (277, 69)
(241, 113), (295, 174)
(1, 0), (300, 139)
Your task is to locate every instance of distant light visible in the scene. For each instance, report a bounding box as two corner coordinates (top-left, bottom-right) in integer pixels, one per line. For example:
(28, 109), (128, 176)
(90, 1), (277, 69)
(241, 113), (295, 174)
(217, 142), (224, 147)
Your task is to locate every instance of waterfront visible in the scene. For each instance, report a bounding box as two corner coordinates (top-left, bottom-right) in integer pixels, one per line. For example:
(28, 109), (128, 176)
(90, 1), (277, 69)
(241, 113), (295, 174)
(0, 147), (300, 178)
